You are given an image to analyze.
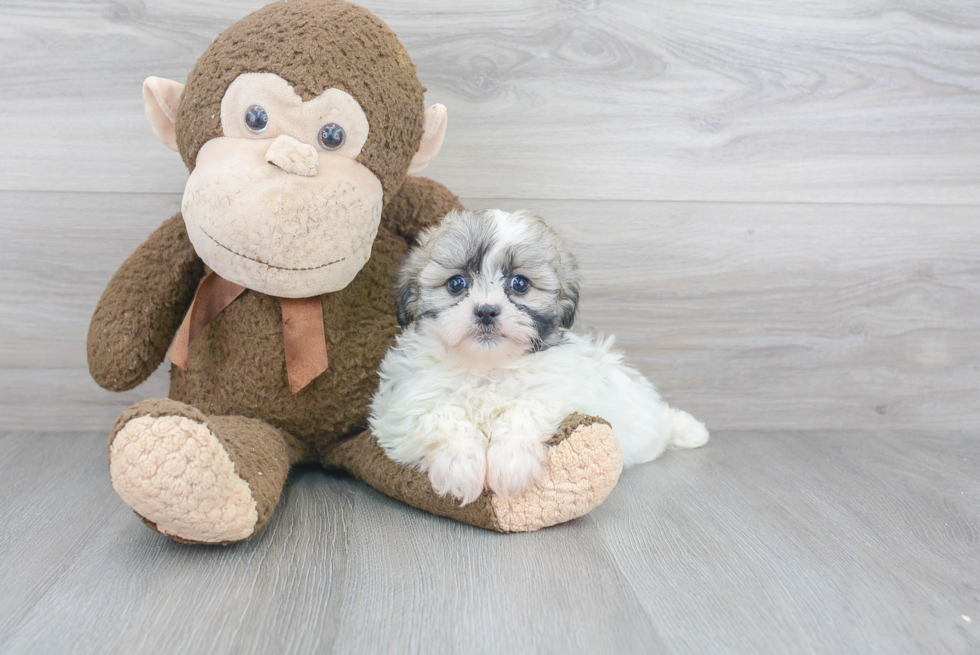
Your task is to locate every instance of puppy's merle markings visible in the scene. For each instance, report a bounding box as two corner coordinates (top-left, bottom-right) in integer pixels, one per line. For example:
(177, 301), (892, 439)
(519, 306), (561, 352)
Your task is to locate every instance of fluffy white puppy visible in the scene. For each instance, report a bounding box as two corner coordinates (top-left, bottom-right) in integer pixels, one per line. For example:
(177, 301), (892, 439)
(369, 209), (708, 505)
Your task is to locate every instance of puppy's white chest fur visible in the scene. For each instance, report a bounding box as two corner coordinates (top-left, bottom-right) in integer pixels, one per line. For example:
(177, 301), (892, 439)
(370, 328), (701, 472)
(429, 353), (565, 438)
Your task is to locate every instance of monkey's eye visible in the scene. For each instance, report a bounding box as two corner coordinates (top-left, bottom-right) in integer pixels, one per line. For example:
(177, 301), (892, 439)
(245, 105), (269, 133)
(318, 123), (346, 150)
(447, 275), (468, 295)
(508, 275), (531, 294)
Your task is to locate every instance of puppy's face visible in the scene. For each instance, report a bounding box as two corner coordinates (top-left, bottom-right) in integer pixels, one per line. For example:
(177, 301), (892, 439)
(396, 209), (580, 366)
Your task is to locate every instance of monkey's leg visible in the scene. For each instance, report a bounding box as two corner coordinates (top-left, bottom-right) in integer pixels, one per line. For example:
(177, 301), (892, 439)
(107, 399), (306, 545)
(323, 413), (623, 532)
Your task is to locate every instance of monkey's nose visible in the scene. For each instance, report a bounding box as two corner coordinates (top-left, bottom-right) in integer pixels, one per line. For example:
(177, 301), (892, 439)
(475, 304), (500, 326)
(265, 134), (319, 177)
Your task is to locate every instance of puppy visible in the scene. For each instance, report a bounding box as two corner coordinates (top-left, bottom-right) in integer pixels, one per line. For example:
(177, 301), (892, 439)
(369, 209), (708, 505)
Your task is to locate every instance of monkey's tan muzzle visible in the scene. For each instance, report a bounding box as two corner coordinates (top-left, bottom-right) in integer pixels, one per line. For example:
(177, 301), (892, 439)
(181, 135), (384, 298)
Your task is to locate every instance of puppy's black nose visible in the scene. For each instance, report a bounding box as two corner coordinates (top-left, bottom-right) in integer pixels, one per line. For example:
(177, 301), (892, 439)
(475, 304), (500, 326)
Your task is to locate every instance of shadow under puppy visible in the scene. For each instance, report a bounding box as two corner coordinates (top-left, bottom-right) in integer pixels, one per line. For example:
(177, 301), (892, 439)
(370, 209), (708, 505)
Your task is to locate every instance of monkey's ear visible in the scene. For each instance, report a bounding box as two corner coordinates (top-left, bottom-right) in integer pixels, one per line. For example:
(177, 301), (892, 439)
(142, 76), (185, 151)
(407, 104), (447, 176)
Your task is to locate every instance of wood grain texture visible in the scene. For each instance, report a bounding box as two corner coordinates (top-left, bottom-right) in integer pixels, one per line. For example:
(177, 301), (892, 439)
(598, 430), (980, 654)
(0, 430), (976, 653)
(3, 191), (977, 432)
(1, 0), (979, 202)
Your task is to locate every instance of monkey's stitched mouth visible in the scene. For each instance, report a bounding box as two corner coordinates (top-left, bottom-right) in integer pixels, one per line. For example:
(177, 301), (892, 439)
(199, 226), (345, 271)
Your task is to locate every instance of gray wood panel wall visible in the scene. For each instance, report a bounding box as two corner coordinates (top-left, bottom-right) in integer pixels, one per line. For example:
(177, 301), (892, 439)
(1, 0), (978, 432)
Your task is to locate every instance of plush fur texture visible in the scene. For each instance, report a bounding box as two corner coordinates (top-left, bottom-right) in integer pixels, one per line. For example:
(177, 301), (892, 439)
(88, 214), (205, 393)
(324, 412), (622, 532)
(90, 180), (457, 447)
(176, 0), (425, 204)
(89, 1), (625, 542)
(370, 210), (709, 503)
(182, 73), (385, 297)
(108, 398), (304, 544)
(110, 414), (260, 543)
(490, 416), (623, 532)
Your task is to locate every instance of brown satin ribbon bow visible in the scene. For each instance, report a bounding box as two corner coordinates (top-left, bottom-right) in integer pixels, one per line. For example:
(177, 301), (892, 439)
(169, 272), (329, 394)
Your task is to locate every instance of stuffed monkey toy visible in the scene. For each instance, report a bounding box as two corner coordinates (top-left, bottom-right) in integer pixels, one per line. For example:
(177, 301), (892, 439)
(88, 0), (623, 544)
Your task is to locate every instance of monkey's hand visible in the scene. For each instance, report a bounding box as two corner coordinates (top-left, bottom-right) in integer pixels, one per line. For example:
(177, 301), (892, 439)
(381, 176), (464, 243)
(87, 212), (205, 391)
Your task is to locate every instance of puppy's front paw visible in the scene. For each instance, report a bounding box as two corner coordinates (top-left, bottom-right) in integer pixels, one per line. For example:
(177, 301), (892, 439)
(426, 440), (487, 506)
(486, 439), (547, 499)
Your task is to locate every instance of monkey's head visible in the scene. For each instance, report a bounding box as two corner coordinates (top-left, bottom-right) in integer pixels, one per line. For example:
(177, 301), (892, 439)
(142, 0), (447, 298)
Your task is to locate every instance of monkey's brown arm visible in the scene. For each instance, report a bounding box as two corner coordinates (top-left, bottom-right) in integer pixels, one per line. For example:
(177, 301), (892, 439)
(87, 212), (205, 391)
(381, 176), (464, 243)
(323, 414), (623, 533)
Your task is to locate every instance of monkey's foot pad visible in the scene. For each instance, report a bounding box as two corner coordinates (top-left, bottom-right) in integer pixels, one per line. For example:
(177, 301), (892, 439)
(490, 415), (624, 532)
(108, 405), (258, 544)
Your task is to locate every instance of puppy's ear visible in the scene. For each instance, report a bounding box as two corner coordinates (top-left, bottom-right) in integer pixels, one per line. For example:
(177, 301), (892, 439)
(395, 278), (419, 328)
(555, 240), (581, 329)
(394, 263), (420, 328)
(557, 277), (580, 329)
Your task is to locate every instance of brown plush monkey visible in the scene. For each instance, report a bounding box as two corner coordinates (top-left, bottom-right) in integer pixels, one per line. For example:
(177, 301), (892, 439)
(88, 0), (623, 544)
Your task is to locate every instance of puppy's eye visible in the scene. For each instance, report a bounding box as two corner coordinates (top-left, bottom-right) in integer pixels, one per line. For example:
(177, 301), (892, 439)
(245, 105), (269, 133)
(318, 123), (346, 150)
(508, 275), (530, 294)
(446, 275), (468, 295)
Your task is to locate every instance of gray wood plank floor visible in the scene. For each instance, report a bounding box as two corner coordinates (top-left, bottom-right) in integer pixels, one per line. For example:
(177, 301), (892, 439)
(1, 430), (976, 654)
